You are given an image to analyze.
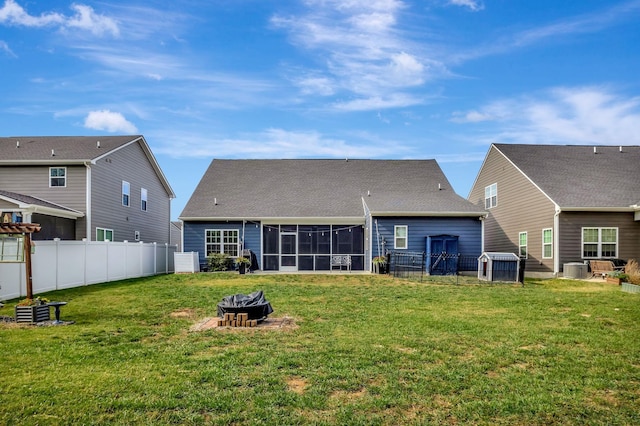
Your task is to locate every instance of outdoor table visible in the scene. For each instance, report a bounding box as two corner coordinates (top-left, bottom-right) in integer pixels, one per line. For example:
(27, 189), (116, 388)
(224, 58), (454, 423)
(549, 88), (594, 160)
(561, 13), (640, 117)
(48, 302), (67, 325)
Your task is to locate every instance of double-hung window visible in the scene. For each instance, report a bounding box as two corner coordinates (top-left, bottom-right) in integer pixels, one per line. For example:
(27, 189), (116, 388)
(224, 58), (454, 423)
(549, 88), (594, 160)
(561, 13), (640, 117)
(518, 232), (528, 258)
(50, 167), (66, 187)
(394, 225), (408, 250)
(582, 227), (617, 258)
(206, 229), (239, 257)
(141, 188), (148, 211)
(485, 183), (497, 209)
(122, 181), (130, 207)
(542, 228), (553, 259)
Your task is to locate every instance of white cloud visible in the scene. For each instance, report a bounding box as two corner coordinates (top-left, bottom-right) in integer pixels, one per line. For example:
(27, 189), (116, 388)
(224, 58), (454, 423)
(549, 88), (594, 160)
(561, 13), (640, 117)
(65, 4), (119, 37)
(448, 0), (484, 12)
(152, 128), (404, 159)
(0, 0), (118, 37)
(84, 110), (138, 133)
(0, 0), (64, 27)
(453, 87), (640, 145)
(0, 39), (15, 56)
(271, 0), (444, 110)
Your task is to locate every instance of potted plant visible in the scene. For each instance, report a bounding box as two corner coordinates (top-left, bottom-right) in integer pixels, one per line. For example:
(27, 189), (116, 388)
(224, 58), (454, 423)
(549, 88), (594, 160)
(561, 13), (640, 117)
(606, 270), (628, 285)
(235, 256), (251, 274)
(15, 296), (50, 323)
(372, 255), (387, 274)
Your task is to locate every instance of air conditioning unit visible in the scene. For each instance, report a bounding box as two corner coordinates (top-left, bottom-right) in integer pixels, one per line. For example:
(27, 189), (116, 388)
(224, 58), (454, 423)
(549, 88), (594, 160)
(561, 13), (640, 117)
(563, 262), (588, 279)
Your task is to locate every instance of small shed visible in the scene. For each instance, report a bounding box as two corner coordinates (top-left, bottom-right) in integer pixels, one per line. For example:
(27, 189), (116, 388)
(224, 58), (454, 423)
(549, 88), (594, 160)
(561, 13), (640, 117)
(478, 252), (522, 282)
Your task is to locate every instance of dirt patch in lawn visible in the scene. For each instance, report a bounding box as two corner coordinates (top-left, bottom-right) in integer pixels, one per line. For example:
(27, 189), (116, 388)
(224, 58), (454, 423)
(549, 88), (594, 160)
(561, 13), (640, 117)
(190, 316), (297, 332)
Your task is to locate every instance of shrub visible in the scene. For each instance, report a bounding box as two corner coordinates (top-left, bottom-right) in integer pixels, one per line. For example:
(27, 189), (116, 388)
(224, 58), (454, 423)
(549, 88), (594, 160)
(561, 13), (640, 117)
(207, 253), (234, 271)
(624, 259), (640, 285)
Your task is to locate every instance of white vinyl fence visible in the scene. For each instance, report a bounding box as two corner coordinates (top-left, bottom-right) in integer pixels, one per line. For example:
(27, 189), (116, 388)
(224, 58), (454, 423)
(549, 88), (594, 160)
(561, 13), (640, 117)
(0, 240), (176, 301)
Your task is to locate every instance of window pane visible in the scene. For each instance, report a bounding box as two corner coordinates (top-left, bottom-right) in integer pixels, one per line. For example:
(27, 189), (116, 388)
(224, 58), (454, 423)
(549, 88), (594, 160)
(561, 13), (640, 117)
(601, 244), (616, 257)
(263, 227), (278, 254)
(583, 243), (598, 258)
(543, 229), (552, 244)
(543, 245), (552, 258)
(601, 229), (616, 243)
(583, 228), (598, 243)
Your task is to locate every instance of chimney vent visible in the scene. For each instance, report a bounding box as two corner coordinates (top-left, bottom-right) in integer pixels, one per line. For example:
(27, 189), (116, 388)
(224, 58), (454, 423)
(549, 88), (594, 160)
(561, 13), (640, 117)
(593, 146), (597, 154)
(51, 149), (55, 157)
(97, 140), (101, 148)
(214, 197), (218, 205)
(16, 141), (19, 148)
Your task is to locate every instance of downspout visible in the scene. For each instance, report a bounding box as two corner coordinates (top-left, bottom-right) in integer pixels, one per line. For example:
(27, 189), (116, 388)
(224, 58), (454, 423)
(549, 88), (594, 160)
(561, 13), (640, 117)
(85, 162), (92, 241)
(554, 205), (561, 276)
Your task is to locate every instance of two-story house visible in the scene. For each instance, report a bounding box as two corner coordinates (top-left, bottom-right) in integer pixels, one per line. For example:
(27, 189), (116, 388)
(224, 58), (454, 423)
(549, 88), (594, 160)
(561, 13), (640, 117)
(0, 136), (175, 243)
(468, 144), (640, 277)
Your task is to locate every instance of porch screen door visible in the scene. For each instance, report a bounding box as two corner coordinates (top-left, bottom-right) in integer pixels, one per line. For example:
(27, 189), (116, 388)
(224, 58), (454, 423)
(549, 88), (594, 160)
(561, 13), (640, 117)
(280, 232), (297, 271)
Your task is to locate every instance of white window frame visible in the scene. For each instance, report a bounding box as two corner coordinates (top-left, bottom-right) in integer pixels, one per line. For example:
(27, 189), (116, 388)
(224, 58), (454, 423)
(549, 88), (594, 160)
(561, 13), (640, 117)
(518, 232), (528, 259)
(485, 183), (497, 209)
(394, 225), (408, 250)
(122, 181), (130, 207)
(542, 228), (553, 259)
(141, 188), (148, 212)
(582, 227), (618, 259)
(96, 227), (114, 242)
(205, 229), (239, 257)
(49, 167), (66, 187)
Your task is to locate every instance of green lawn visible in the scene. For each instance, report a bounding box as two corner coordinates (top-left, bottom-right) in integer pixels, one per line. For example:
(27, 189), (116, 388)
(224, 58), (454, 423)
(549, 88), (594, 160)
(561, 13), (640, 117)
(1, 274), (638, 425)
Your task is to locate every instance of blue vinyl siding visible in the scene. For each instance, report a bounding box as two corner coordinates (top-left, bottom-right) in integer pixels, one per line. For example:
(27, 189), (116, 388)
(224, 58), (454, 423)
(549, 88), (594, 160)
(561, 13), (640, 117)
(183, 221), (262, 268)
(372, 217), (482, 258)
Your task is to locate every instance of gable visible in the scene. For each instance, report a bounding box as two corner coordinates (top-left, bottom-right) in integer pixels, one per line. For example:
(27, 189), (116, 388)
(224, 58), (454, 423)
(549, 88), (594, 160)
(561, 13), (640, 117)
(494, 144), (640, 208)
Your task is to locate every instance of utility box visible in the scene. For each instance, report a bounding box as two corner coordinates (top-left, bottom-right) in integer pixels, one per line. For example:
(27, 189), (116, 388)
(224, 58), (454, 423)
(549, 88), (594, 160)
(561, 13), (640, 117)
(478, 252), (522, 282)
(563, 262), (588, 279)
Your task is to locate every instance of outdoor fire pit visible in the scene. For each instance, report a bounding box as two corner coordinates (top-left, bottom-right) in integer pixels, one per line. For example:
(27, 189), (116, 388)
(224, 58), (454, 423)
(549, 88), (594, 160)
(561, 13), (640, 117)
(216, 290), (273, 322)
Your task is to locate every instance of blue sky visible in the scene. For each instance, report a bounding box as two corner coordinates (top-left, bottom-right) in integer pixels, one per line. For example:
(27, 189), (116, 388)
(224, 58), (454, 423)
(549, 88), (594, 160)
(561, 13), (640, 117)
(1, 0), (639, 220)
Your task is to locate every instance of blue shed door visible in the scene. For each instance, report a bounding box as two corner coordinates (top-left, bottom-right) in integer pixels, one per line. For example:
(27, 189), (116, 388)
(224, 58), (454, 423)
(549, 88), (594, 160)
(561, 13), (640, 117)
(427, 235), (459, 275)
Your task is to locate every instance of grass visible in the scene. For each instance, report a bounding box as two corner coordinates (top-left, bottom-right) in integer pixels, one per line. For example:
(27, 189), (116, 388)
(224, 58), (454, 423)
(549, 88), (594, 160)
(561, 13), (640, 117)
(1, 273), (639, 425)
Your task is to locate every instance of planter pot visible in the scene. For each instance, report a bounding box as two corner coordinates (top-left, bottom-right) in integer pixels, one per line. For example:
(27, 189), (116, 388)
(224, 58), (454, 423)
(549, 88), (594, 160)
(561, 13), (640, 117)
(15, 304), (50, 323)
(606, 277), (622, 285)
(621, 282), (640, 294)
(373, 263), (387, 274)
(238, 264), (247, 275)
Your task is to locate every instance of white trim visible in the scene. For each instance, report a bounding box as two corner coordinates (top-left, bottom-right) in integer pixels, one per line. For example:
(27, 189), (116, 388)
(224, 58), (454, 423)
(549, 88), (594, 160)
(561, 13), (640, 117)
(518, 231), (528, 259)
(85, 163), (92, 240)
(542, 228), (553, 259)
(49, 166), (67, 188)
(581, 227), (618, 259)
(394, 225), (408, 250)
(96, 227), (114, 242)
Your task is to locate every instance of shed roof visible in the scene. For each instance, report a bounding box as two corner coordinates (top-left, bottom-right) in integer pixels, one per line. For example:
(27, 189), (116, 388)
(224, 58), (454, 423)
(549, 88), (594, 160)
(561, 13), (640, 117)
(180, 159), (485, 220)
(493, 144), (640, 209)
(0, 190), (84, 219)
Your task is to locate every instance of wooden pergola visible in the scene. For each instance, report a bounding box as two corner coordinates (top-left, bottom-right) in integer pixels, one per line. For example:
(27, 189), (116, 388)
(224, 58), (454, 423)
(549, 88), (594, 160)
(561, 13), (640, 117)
(0, 222), (41, 299)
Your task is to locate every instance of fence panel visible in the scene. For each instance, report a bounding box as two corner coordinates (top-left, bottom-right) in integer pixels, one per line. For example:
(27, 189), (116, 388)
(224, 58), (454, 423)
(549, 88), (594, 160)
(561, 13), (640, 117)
(390, 251), (425, 281)
(0, 241), (177, 301)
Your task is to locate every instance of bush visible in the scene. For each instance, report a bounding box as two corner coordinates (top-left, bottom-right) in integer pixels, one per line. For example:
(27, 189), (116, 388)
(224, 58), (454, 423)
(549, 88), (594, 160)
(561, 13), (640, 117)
(207, 253), (234, 271)
(624, 259), (640, 285)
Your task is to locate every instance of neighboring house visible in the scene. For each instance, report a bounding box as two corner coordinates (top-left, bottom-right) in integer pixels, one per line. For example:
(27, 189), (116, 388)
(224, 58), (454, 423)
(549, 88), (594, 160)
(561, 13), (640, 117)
(468, 144), (640, 277)
(0, 135), (175, 243)
(170, 221), (183, 252)
(180, 159), (486, 272)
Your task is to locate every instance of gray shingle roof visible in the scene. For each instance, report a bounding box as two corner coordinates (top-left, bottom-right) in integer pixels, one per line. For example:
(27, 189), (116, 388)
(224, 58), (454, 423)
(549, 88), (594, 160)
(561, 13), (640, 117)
(0, 135), (140, 162)
(0, 189), (83, 216)
(180, 159), (485, 219)
(494, 144), (640, 208)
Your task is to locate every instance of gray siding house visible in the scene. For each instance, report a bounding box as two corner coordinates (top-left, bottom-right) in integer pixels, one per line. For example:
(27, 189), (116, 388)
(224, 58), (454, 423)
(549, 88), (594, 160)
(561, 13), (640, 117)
(180, 159), (486, 272)
(468, 144), (640, 277)
(0, 136), (175, 243)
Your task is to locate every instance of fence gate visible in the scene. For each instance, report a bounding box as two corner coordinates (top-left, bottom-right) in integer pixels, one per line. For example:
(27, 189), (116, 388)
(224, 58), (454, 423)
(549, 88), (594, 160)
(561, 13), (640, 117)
(389, 251), (425, 280)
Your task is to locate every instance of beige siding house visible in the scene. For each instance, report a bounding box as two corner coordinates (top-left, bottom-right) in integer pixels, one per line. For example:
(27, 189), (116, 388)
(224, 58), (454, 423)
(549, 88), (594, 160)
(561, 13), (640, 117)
(469, 144), (640, 277)
(0, 136), (175, 243)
